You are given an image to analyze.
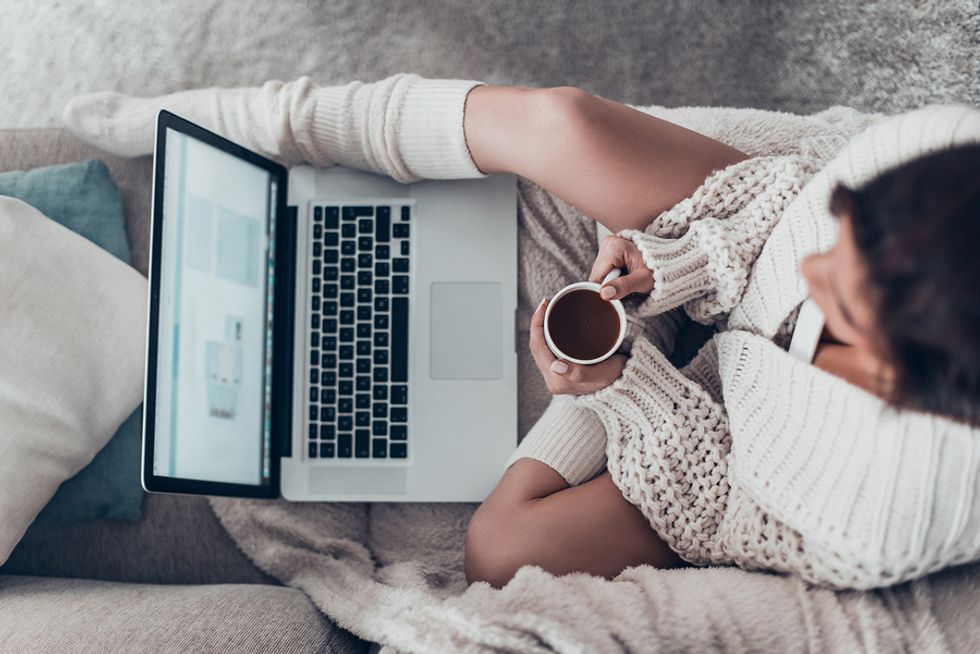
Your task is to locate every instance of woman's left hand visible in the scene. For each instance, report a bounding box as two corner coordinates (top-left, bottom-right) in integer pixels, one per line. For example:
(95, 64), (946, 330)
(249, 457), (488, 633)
(529, 297), (628, 395)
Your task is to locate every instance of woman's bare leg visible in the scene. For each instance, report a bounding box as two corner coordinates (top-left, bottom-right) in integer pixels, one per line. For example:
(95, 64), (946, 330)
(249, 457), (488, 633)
(465, 459), (680, 588)
(464, 85), (749, 233)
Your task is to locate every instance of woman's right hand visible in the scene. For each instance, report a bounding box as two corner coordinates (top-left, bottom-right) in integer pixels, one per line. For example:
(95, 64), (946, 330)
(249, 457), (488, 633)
(589, 235), (654, 301)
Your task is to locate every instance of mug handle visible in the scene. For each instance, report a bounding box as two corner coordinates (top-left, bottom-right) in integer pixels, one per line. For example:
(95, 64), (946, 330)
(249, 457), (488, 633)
(600, 268), (622, 286)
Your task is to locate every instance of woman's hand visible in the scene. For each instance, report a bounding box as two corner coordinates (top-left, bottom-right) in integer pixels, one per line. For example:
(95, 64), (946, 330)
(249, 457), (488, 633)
(589, 235), (654, 301)
(529, 298), (628, 395)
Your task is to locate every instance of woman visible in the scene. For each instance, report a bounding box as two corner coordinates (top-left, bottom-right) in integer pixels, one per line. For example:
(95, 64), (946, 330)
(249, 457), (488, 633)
(65, 74), (980, 591)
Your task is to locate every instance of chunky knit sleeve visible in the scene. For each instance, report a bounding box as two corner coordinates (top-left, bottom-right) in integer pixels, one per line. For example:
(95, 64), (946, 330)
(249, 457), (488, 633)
(620, 155), (818, 324)
(573, 335), (733, 564)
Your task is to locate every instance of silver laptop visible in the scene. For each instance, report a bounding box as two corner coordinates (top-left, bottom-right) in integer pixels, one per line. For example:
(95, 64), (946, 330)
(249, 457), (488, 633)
(142, 110), (518, 502)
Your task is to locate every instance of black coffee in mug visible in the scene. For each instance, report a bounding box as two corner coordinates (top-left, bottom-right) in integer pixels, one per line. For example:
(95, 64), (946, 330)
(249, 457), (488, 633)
(547, 289), (621, 360)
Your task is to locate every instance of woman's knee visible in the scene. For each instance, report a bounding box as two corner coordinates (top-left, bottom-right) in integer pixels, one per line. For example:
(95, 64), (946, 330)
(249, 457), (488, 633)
(464, 502), (528, 588)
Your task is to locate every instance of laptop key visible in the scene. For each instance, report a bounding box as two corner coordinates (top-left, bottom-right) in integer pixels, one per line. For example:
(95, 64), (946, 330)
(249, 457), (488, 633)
(320, 407), (335, 422)
(341, 256), (355, 272)
(357, 288), (372, 304)
(390, 407), (407, 423)
(338, 433), (352, 458)
(314, 206), (322, 222)
(358, 253), (372, 268)
(393, 258), (409, 273)
(375, 244), (390, 260)
(325, 232), (338, 247)
(356, 375), (370, 391)
(340, 327), (354, 342)
(324, 301), (338, 315)
(320, 424), (335, 439)
(340, 309), (354, 325)
(355, 411), (369, 427)
(357, 324), (371, 339)
(357, 306), (371, 321)
(373, 385), (388, 400)
(339, 362), (353, 378)
(392, 298), (409, 382)
(390, 442), (407, 458)
(340, 292), (354, 307)
(325, 207), (339, 228)
(373, 350), (388, 365)
(372, 402), (387, 418)
(320, 442), (335, 458)
(344, 206), (372, 221)
(356, 340), (371, 356)
(355, 430), (370, 457)
(338, 415), (353, 431)
(375, 262), (389, 277)
(342, 223), (356, 238)
(391, 385), (408, 405)
(339, 344), (354, 359)
(374, 279), (389, 294)
(355, 393), (370, 409)
(325, 250), (339, 264)
(401, 241), (410, 256)
(338, 398), (352, 414)
(375, 297), (389, 312)
(341, 275), (355, 290)
(393, 223), (409, 238)
(357, 270), (372, 285)
(375, 206), (390, 243)
(321, 389), (335, 404)
(324, 267), (338, 281)
(393, 276), (409, 295)
(372, 420), (388, 436)
(374, 315), (388, 330)
(356, 358), (370, 374)
(373, 332), (388, 347)
(312, 260), (322, 275)
(372, 439), (388, 458)
(308, 442), (318, 458)
(308, 424), (317, 439)
(312, 242), (322, 258)
(373, 367), (388, 383)
(391, 425), (407, 441)
(358, 236), (372, 251)
(338, 380), (353, 396)
(400, 206), (410, 221)
(358, 219), (373, 235)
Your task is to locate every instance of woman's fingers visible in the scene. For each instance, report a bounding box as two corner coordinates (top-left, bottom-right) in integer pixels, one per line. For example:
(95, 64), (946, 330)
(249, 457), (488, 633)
(600, 269), (653, 300)
(529, 297), (557, 369)
(589, 236), (627, 283)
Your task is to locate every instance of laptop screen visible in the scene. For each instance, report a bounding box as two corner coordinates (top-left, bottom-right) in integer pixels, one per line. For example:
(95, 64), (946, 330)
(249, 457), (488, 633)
(151, 126), (278, 489)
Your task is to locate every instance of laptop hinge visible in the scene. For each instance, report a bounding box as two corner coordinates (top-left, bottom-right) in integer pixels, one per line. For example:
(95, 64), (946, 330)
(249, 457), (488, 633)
(272, 204), (298, 461)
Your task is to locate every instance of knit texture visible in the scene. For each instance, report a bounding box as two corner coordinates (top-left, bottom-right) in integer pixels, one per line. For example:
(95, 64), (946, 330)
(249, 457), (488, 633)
(540, 104), (980, 590)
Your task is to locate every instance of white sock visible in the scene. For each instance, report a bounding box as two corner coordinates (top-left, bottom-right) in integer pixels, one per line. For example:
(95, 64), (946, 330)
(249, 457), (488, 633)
(62, 74), (486, 182)
(62, 78), (330, 165)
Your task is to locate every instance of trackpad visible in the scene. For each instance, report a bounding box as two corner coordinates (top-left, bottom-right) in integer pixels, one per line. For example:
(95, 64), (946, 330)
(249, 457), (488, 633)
(429, 282), (502, 380)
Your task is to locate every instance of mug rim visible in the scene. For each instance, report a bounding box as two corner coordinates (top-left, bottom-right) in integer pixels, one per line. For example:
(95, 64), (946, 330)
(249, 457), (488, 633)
(543, 281), (627, 365)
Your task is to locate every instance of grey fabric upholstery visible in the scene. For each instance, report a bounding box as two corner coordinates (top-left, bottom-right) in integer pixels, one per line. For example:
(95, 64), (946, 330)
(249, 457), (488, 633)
(0, 575), (365, 654)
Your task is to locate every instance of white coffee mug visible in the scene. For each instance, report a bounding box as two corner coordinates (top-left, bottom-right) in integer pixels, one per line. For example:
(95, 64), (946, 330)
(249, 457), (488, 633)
(543, 269), (627, 365)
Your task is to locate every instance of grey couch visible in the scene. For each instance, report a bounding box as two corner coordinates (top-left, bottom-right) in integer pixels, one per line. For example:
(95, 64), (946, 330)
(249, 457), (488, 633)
(0, 128), (365, 653)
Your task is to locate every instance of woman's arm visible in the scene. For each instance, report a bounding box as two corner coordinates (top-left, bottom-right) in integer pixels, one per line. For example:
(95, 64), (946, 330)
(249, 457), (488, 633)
(463, 85), (748, 233)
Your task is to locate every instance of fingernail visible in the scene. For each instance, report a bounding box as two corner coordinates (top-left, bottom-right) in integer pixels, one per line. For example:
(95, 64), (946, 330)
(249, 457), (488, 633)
(538, 297), (548, 309)
(600, 286), (615, 299)
(551, 360), (568, 374)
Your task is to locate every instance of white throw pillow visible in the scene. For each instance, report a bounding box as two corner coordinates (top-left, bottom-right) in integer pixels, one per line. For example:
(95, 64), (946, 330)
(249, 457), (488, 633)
(0, 196), (146, 563)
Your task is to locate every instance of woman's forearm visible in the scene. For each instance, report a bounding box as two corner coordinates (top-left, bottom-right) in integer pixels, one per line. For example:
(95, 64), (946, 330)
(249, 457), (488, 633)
(463, 85), (748, 233)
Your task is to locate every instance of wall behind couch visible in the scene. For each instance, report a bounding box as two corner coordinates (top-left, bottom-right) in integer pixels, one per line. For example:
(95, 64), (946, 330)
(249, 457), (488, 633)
(0, 0), (977, 128)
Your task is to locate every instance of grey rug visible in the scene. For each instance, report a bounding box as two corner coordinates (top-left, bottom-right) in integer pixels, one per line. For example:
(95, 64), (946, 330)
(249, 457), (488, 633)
(1, 0), (976, 130)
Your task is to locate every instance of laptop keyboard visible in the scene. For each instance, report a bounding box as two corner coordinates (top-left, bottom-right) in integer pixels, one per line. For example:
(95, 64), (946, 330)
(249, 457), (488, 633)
(307, 203), (410, 460)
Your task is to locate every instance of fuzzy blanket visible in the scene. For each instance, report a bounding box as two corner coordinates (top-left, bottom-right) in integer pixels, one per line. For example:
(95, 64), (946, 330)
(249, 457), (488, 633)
(210, 104), (980, 652)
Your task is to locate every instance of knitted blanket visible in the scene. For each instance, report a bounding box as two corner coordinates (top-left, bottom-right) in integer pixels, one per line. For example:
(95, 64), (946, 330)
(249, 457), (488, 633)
(209, 104), (980, 652)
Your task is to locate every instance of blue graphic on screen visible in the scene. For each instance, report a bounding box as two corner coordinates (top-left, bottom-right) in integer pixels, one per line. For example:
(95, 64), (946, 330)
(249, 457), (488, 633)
(153, 130), (275, 486)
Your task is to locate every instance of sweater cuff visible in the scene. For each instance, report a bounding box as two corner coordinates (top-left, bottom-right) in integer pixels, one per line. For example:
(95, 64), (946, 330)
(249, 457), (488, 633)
(622, 229), (714, 316)
(577, 336), (691, 420)
(506, 396), (607, 486)
(396, 78), (487, 179)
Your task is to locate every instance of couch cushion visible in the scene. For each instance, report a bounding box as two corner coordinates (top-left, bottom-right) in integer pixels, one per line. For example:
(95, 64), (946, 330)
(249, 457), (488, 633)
(0, 575), (366, 654)
(0, 128), (151, 275)
(0, 198), (146, 564)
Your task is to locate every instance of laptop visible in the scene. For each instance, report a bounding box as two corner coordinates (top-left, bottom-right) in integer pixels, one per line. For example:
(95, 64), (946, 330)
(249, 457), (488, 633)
(141, 110), (518, 502)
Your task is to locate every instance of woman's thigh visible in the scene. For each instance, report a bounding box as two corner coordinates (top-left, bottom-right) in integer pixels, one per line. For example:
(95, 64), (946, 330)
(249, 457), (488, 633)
(466, 459), (680, 586)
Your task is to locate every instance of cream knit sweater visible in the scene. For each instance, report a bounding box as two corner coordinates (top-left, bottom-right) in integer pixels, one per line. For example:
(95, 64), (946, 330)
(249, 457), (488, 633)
(517, 104), (980, 590)
(67, 76), (980, 590)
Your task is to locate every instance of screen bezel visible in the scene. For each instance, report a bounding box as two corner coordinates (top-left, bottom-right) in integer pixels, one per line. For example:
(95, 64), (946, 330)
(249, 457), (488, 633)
(142, 110), (290, 498)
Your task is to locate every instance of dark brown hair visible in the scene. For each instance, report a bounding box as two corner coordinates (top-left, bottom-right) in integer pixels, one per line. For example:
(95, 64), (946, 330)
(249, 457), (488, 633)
(830, 143), (980, 426)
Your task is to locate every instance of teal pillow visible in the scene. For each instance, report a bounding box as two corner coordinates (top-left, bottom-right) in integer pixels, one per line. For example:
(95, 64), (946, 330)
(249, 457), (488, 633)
(0, 159), (143, 523)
